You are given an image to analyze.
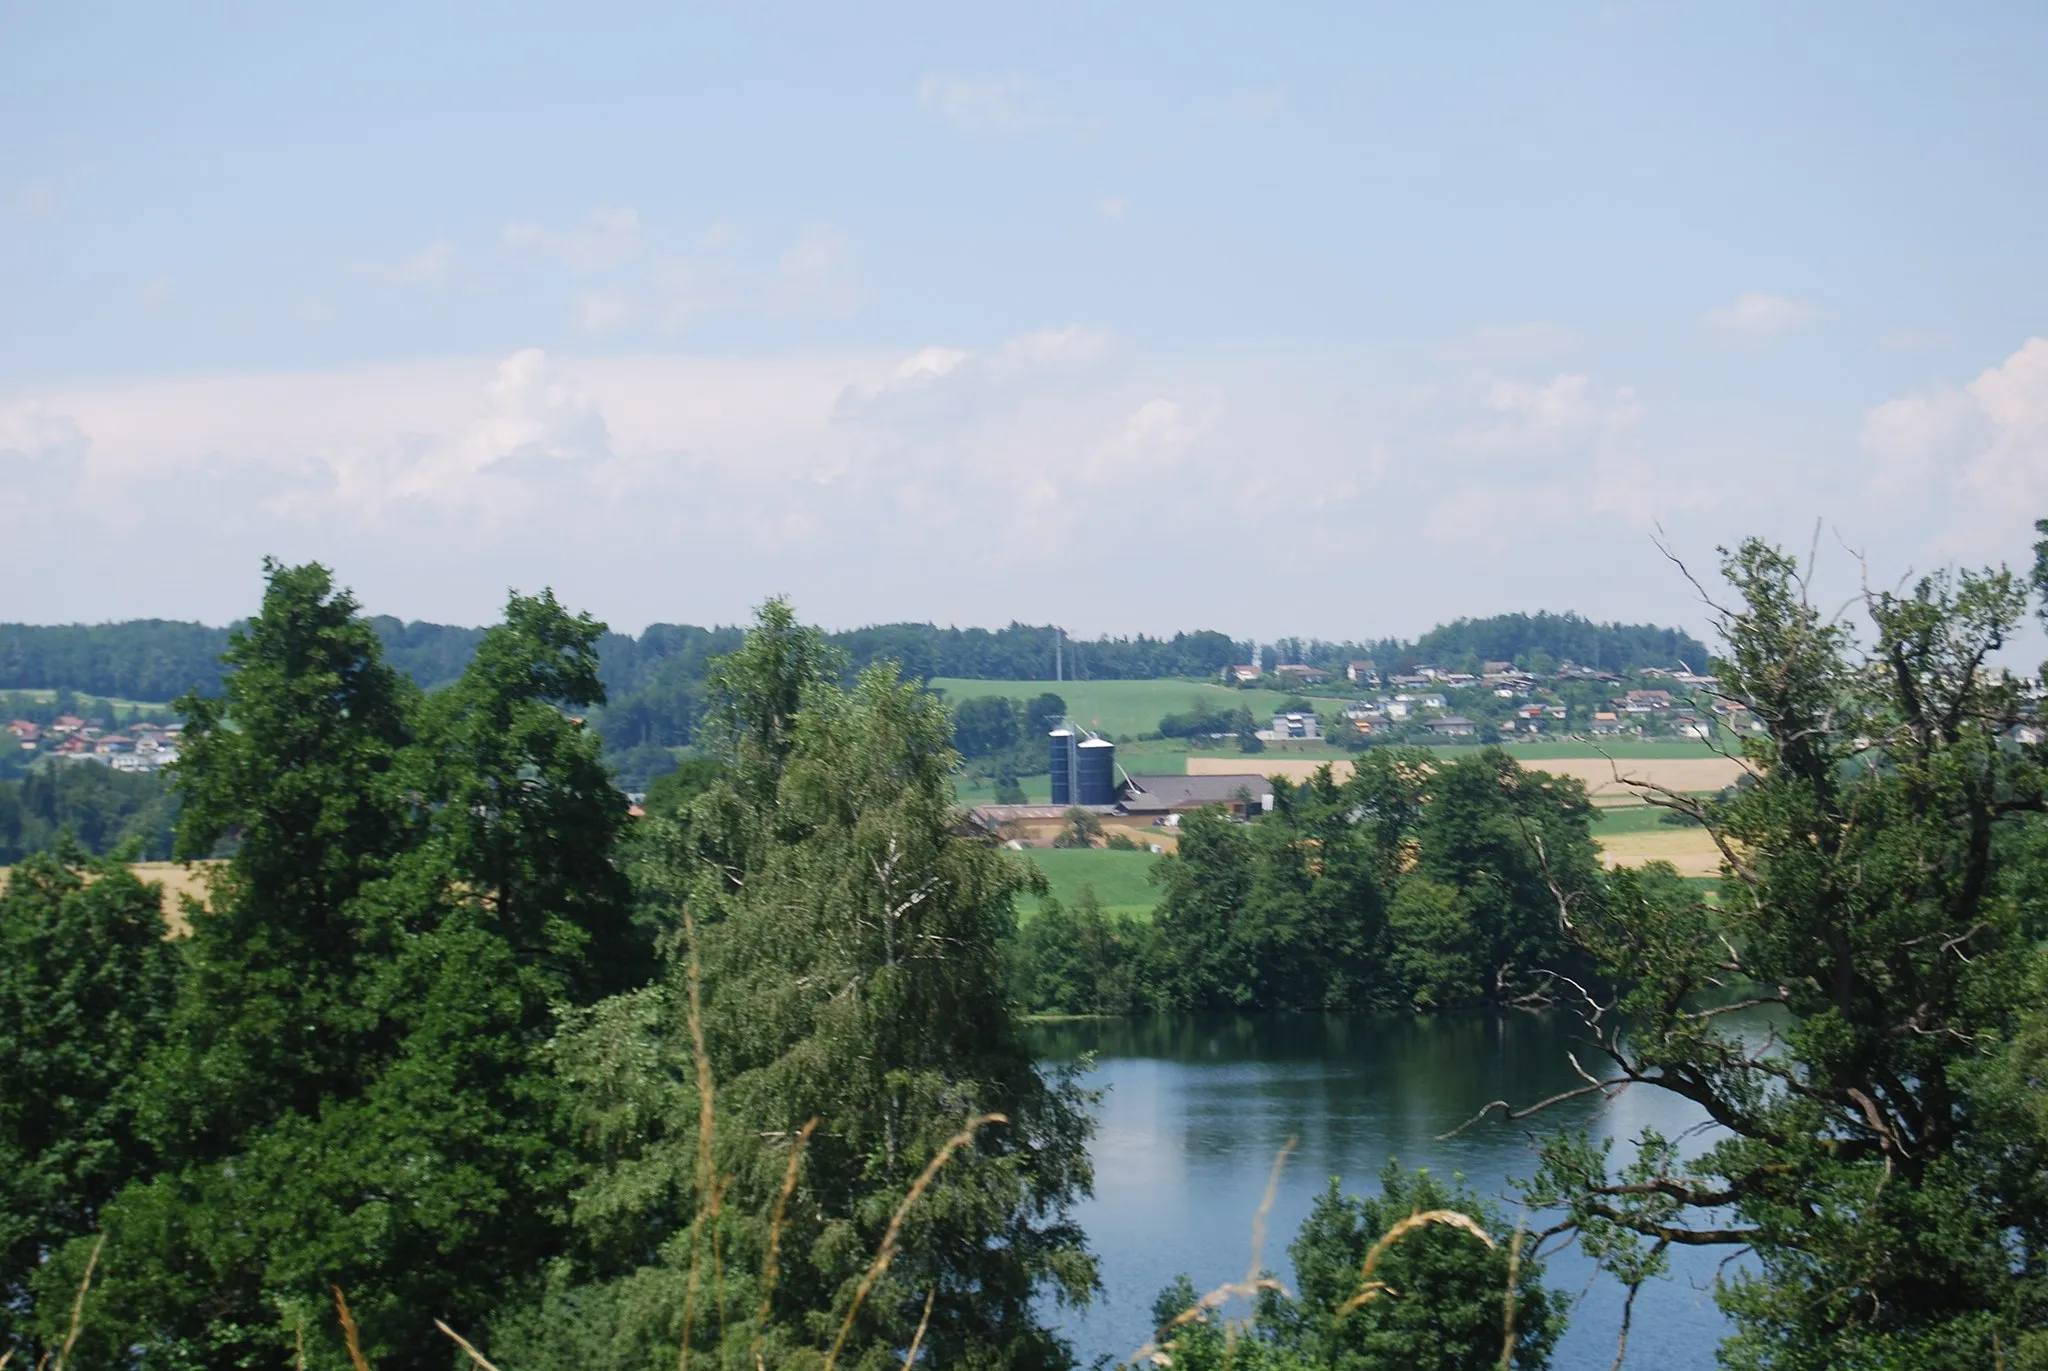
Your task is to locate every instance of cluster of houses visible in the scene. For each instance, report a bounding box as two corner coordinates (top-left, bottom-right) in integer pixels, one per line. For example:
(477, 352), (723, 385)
(1217, 653), (1752, 744)
(6, 714), (183, 772)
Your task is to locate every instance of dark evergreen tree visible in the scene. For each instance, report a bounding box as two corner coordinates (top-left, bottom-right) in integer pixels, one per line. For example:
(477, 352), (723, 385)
(74, 567), (643, 1371)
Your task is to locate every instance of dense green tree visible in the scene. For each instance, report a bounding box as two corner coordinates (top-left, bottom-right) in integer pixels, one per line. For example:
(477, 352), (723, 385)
(0, 764), (179, 862)
(1145, 1165), (1560, 1371)
(1025, 691), (1067, 738)
(147, 559), (419, 1154)
(70, 569), (644, 1371)
(1268, 1167), (1560, 1370)
(1408, 751), (1598, 1005)
(413, 589), (639, 1001)
(953, 694), (1024, 758)
(1129, 754), (1595, 1015)
(0, 849), (177, 1358)
(1518, 538), (2048, 1369)
(641, 756), (724, 816)
(1012, 890), (1156, 1016)
(501, 600), (1097, 1371)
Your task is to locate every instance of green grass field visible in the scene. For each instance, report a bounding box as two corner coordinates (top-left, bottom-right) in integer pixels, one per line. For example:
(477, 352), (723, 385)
(954, 771), (1055, 805)
(1591, 802), (1704, 835)
(1020, 847), (1165, 921)
(928, 677), (1348, 741)
(1, 687), (178, 714)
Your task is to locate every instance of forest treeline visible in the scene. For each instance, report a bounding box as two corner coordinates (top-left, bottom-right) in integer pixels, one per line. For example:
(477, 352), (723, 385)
(2, 613), (1707, 788)
(1012, 750), (1613, 1016)
(0, 765), (178, 863)
(5, 530), (2048, 1371)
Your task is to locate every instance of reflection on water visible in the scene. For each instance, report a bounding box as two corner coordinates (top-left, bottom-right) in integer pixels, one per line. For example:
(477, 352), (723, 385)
(1030, 1013), (1735, 1369)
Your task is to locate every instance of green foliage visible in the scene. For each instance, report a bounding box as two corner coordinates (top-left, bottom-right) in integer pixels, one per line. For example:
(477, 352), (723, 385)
(1149, 1165), (1561, 1371)
(1013, 890), (1155, 1016)
(510, 599), (1097, 1371)
(1522, 536), (2048, 1369)
(1025, 691), (1067, 736)
(641, 756), (724, 816)
(1157, 704), (1252, 740)
(953, 693), (1025, 758)
(0, 621), (230, 700)
(1414, 611), (1708, 675)
(70, 564), (644, 1371)
(0, 849), (177, 1357)
(0, 763), (180, 862)
(1060, 752), (1601, 1016)
(1051, 806), (1104, 849)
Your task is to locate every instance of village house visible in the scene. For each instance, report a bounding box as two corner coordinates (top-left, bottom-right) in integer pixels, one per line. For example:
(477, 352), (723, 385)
(1272, 663), (1329, 684)
(1589, 711), (1630, 735)
(1258, 711), (1322, 741)
(1428, 714), (1477, 738)
(1346, 660), (1379, 685)
(1223, 664), (1262, 683)
(1393, 691), (1448, 713)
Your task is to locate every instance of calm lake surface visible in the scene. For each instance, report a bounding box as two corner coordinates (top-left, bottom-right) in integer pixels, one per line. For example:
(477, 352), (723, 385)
(1028, 1013), (1736, 1370)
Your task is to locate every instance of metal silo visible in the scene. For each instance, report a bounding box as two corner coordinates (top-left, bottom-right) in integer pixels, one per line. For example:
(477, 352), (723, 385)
(1076, 737), (1117, 806)
(1048, 728), (1076, 806)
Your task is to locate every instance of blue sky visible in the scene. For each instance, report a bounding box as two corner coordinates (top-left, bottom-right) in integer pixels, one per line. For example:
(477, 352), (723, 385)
(4, 2), (2046, 641)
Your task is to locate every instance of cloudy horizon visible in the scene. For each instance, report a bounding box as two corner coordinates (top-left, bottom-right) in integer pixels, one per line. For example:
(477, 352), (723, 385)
(5, 5), (2046, 642)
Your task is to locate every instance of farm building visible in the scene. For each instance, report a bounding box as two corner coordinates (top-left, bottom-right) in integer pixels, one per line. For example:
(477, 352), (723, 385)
(970, 729), (1274, 846)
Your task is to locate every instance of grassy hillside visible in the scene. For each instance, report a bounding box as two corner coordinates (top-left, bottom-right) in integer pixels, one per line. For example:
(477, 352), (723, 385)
(928, 677), (1345, 740)
(1021, 847), (1165, 921)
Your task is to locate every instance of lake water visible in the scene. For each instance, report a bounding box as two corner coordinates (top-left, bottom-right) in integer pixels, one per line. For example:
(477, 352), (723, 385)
(1028, 1013), (1738, 1369)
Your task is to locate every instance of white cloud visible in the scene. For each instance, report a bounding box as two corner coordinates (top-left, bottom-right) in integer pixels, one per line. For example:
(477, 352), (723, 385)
(1703, 290), (1821, 342)
(1097, 195), (1128, 224)
(917, 74), (1075, 136)
(0, 405), (90, 468)
(772, 226), (863, 318)
(356, 242), (454, 286)
(504, 207), (644, 274)
(1859, 337), (2048, 550)
(574, 288), (636, 335)
(14, 334), (1983, 641)
(1483, 374), (1638, 435)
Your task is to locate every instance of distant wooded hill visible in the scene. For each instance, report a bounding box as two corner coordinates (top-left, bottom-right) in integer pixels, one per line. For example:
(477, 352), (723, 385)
(0, 610), (1706, 787)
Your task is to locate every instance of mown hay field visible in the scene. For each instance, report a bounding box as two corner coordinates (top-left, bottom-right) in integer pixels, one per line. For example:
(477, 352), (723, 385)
(1185, 754), (1749, 803)
(1592, 827), (1725, 878)
(0, 860), (211, 936)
